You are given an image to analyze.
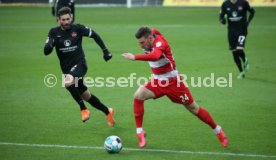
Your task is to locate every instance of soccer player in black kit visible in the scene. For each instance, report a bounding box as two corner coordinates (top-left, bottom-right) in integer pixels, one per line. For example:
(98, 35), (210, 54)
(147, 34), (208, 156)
(219, 0), (255, 79)
(51, 0), (75, 22)
(44, 7), (115, 126)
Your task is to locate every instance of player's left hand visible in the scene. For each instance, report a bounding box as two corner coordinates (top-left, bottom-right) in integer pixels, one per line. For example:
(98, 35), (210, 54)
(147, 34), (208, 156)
(220, 18), (226, 25)
(121, 53), (135, 61)
(246, 21), (249, 28)
(51, 6), (55, 16)
(103, 49), (112, 62)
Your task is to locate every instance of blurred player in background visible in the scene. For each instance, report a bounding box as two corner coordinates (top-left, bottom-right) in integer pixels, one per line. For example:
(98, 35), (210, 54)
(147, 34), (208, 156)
(44, 7), (114, 126)
(219, 0), (255, 79)
(122, 26), (228, 148)
(50, 0), (75, 22)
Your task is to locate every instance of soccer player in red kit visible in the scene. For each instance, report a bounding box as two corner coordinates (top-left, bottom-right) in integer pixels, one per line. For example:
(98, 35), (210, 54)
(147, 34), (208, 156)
(122, 26), (228, 148)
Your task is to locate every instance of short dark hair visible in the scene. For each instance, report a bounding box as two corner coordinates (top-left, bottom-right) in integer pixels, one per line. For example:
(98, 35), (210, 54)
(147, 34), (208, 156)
(135, 26), (152, 39)
(57, 7), (72, 17)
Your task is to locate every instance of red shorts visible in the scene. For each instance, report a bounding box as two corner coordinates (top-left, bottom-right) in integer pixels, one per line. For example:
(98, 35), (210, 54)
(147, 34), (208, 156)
(144, 78), (194, 105)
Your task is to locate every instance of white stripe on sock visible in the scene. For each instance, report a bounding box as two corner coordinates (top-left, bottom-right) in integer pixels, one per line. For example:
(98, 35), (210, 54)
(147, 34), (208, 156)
(136, 128), (143, 134)
(213, 125), (221, 134)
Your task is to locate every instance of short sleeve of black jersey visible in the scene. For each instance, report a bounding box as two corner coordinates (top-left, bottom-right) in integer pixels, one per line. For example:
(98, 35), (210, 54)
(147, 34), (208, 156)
(77, 24), (93, 38)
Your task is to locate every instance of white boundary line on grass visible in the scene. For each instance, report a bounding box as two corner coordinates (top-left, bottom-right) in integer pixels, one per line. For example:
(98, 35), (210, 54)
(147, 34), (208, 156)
(1, 142), (276, 159)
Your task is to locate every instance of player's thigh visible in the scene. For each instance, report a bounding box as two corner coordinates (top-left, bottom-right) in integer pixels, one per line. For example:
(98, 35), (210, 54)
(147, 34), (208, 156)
(64, 74), (75, 87)
(166, 81), (194, 106)
(134, 85), (156, 100)
(236, 34), (247, 49)
(64, 63), (87, 87)
(140, 80), (168, 100)
(68, 63), (87, 78)
(228, 30), (238, 50)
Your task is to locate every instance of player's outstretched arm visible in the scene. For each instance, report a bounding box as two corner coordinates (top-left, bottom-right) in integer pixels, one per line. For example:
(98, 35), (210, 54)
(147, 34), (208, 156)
(91, 31), (112, 62)
(44, 29), (57, 56)
(219, 4), (226, 25)
(247, 7), (255, 26)
(44, 38), (54, 56)
(121, 53), (135, 61)
(122, 50), (162, 61)
(103, 48), (112, 62)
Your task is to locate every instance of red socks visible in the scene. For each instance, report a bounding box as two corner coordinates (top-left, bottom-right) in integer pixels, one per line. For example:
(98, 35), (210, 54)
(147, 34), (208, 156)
(197, 107), (217, 129)
(134, 99), (144, 128)
(134, 99), (217, 130)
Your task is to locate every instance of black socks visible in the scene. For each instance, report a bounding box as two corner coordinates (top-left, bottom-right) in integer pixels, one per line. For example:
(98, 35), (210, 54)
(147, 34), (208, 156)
(66, 84), (86, 110)
(238, 50), (246, 62)
(66, 84), (109, 114)
(232, 50), (246, 72)
(88, 95), (109, 115)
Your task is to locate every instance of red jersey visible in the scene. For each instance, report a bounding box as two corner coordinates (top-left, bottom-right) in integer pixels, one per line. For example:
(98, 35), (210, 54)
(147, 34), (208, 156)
(134, 29), (178, 80)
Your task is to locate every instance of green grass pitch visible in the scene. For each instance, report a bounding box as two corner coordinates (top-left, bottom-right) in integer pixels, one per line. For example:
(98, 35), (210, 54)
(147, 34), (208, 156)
(0, 5), (276, 160)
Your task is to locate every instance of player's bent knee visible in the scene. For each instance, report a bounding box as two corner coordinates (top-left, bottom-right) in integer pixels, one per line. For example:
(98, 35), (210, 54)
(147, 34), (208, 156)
(64, 74), (75, 87)
(134, 91), (144, 100)
(134, 86), (155, 100)
(81, 90), (91, 101)
(184, 101), (199, 115)
(64, 81), (75, 88)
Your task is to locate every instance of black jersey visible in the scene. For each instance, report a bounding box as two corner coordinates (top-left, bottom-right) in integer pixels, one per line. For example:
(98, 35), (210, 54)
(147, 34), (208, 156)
(46, 24), (92, 72)
(56, 0), (74, 10)
(54, 0), (75, 20)
(220, 0), (255, 30)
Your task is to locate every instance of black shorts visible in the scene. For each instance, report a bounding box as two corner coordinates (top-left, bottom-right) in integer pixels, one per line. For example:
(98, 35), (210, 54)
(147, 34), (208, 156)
(64, 62), (88, 94)
(228, 29), (247, 50)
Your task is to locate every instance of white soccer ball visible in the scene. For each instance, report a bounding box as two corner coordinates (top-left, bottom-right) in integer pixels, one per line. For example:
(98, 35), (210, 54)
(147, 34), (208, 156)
(104, 135), (123, 153)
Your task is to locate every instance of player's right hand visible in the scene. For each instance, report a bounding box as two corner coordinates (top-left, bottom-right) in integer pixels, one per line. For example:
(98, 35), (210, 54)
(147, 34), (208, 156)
(103, 49), (112, 62)
(51, 6), (55, 16)
(220, 18), (226, 25)
(121, 53), (135, 61)
(245, 21), (249, 28)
